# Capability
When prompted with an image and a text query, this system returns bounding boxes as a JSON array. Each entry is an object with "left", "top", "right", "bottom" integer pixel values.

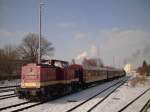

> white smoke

[
  {"left": 76, "top": 51, "right": 88, "bottom": 61},
  {"left": 90, "top": 45, "right": 97, "bottom": 56},
  {"left": 75, "top": 45, "right": 99, "bottom": 63}
]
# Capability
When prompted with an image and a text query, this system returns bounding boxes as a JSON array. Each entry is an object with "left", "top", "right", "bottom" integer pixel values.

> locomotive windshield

[{"left": 51, "top": 59, "right": 69, "bottom": 68}]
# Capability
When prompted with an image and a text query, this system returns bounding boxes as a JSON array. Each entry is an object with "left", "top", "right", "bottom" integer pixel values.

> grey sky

[{"left": 0, "top": 0, "right": 150, "bottom": 68}]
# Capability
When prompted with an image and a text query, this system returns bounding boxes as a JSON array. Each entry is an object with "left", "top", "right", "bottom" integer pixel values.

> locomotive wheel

[{"left": 18, "top": 94, "right": 24, "bottom": 99}]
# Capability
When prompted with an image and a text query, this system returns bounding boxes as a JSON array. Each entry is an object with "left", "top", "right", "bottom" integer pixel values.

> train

[{"left": 16, "top": 59, "right": 126, "bottom": 101}]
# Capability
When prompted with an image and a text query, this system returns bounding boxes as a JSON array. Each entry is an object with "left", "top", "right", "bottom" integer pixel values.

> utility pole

[
  {"left": 97, "top": 46, "right": 100, "bottom": 67},
  {"left": 38, "top": 2, "right": 44, "bottom": 64},
  {"left": 113, "top": 56, "right": 115, "bottom": 67}
]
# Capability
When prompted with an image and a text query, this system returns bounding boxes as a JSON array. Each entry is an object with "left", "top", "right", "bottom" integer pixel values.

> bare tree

[
  {"left": 0, "top": 45, "right": 18, "bottom": 75},
  {"left": 17, "top": 33, "right": 54, "bottom": 63},
  {"left": 137, "top": 60, "right": 150, "bottom": 76}
]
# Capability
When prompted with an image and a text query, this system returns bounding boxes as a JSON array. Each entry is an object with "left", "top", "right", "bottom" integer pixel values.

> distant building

[{"left": 124, "top": 64, "right": 132, "bottom": 74}]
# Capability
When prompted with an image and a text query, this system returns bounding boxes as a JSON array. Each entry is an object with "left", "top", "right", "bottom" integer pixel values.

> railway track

[
  {"left": 140, "top": 98, "right": 150, "bottom": 112},
  {"left": 10, "top": 102, "right": 44, "bottom": 112},
  {"left": 0, "top": 77, "right": 126, "bottom": 112},
  {"left": 0, "top": 98, "right": 57, "bottom": 112},
  {"left": 66, "top": 78, "right": 127, "bottom": 112},
  {"left": 0, "top": 85, "right": 20, "bottom": 93},
  {"left": 0, "top": 87, "right": 16, "bottom": 100},
  {"left": 0, "top": 88, "right": 15, "bottom": 93},
  {"left": 0, "top": 86, "right": 19, "bottom": 93},
  {"left": 118, "top": 88, "right": 150, "bottom": 112},
  {"left": 0, "top": 91, "right": 70, "bottom": 112},
  {"left": 0, "top": 91, "right": 83, "bottom": 112},
  {"left": 1, "top": 77, "right": 149, "bottom": 112},
  {"left": 0, "top": 101, "right": 32, "bottom": 112},
  {"left": 0, "top": 94, "right": 16, "bottom": 100},
  {"left": 0, "top": 93, "right": 15, "bottom": 98},
  {"left": 87, "top": 81, "right": 126, "bottom": 112},
  {"left": 0, "top": 85, "right": 19, "bottom": 89}
]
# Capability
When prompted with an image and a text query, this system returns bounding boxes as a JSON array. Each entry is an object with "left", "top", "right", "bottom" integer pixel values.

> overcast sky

[{"left": 0, "top": 0, "right": 150, "bottom": 68}]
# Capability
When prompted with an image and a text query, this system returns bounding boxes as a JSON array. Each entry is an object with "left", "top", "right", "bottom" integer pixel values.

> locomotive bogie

[{"left": 17, "top": 84, "right": 75, "bottom": 101}]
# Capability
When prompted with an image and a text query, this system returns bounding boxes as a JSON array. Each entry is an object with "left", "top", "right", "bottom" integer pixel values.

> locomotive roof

[{"left": 69, "top": 64, "right": 83, "bottom": 69}]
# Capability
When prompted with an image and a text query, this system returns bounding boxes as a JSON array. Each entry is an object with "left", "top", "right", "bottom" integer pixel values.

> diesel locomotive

[{"left": 16, "top": 59, "right": 125, "bottom": 100}]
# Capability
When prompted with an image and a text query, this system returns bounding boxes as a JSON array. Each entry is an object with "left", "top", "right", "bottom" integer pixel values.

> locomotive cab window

[{"left": 74, "top": 70, "right": 79, "bottom": 78}]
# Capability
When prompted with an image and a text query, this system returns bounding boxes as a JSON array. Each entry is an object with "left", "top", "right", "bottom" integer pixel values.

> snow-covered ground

[
  {"left": 0, "top": 74, "right": 149, "bottom": 112},
  {"left": 147, "top": 107, "right": 150, "bottom": 112},
  {"left": 69, "top": 81, "right": 125, "bottom": 112},
  {"left": 0, "top": 91, "right": 14, "bottom": 96},
  {"left": 0, "top": 79, "right": 20, "bottom": 87},
  {"left": 91, "top": 83, "right": 150, "bottom": 112},
  {"left": 1, "top": 102, "right": 36, "bottom": 112},
  {"left": 0, "top": 97, "right": 27, "bottom": 109},
  {"left": 23, "top": 76, "right": 149, "bottom": 112},
  {"left": 21, "top": 77, "right": 126, "bottom": 112}
]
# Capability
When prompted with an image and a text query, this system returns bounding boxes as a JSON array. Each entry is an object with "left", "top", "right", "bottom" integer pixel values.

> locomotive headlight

[{"left": 21, "top": 82, "right": 25, "bottom": 88}]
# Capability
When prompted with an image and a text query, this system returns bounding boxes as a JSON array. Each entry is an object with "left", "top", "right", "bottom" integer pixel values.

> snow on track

[
  {"left": 0, "top": 76, "right": 149, "bottom": 112},
  {"left": 21, "top": 77, "right": 126, "bottom": 112},
  {"left": 1, "top": 102, "right": 36, "bottom": 112},
  {"left": 0, "top": 88, "right": 15, "bottom": 94},
  {"left": 91, "top": 83, "right": 150, "bottom": 112},
  {"left": 19, "top": 76, "right": 149, "bottom": 112},
  {"left": 69, "top": 81, "right": 125, "bottom": 112},
  {"left": 0, "top": 91, "right": 14, "bottom": 96},
  {"left": 0, "top": 97, "right": 27, "bottom": 109},
  {"left": 122, "top": 89, "right": 150, "bottom": 112},
  {"left": 0, "top": 79, "right": 20, "bottom": 87}
]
